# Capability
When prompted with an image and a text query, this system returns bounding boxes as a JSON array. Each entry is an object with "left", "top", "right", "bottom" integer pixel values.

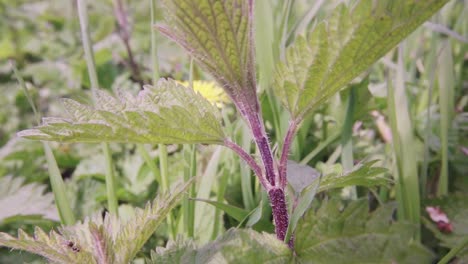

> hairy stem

[
  {"left": 278, "top": 120, "right": 298, "bottom": 188},
  {"left": 239, "top": 107, "right": 291, "bottom": 245},
  {"left": 246, "top": 112, "right": 277, "bottom": 187},
  {"left": 268, "top": 188, "right": 292, "bottom": 247},
  {"left": 224, "top": 139, "right": 270, "bottom": 190}
]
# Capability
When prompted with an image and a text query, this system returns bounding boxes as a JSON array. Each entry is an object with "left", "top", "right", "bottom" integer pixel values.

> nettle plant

[{"left": 1, "top": 0, "right": 450, "bottom": 262}]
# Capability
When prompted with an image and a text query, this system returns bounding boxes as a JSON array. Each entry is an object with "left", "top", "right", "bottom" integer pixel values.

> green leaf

[
  {"left": 245, "top": 198, "right": 264, "bottom": 228},
  {"left": 192, "top": 198, "right": 249, "bottom": 223},
  {"left": 294, "top": 199, "right": 435, "bottom": 263},
  {"left": 274, "top": 0, "right": 450, "bottom": 120},
  {"left": 112, "top": 180, "right": 194, "bottom": 263},
  {"left": 0, "top": 175, "right": 59, "bottom": 224},
  {"left": 284, "top": 176, "right": 320, "bottom": 244},
  {"left": 17, "top": 79, "right": 225, "bottom": 144},
  {"left": 158, "top": 0, "right": 259, "bottom": 114},
  {"left": 317, "top": 160, "right": 389, "bottom": 193},
  {"left": 151, "top": 236, "right": 197, "bottom": 264},
  {"left": 151, "top": 229, "right": 293, "bottom": 263},
  {"left": 0, "top": 181, "right": 192, "bottom": 264}
]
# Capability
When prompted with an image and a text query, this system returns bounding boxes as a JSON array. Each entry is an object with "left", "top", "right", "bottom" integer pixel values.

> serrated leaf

[
  {"left": 151, "top": 229, "right": 293, "bottom": 264},
  {"left": 0, "top": 175, "right": 59, "bottom": 223},
  {"left": 0, "top": 229, "right": 96, "bottom": 264},
  {"left": 112, "top": 180, "right": 194, "bottom": 263},
  {"left": 274, "top": 0, "right": 450, "bottom": 120},
  {"left": 17, "top": 79, "right": 225, "bottom": 144},
  {"left": 0, "top": 181, "right": 192, "bottom": 264},
  {"left": 159, "top": 0, "right": 259, "bottom": 115},
  {"left": 294, "top": 199, "right": 435, "bottom": 263},
  {"left": 318, "top": 161, "right": 389, "bottom": 193},
  {"left": 151, "top": 236, "right": 198, "bottom": 264}
]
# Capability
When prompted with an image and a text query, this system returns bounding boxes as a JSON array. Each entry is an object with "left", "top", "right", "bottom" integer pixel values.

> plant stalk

[
  {"left": 137, "top": 145, "right": 162, "bottom": 188},
  {"left": 239, "top": 123, "right": 256, "bottom": 210},
  {"left": 102, "top": 143, "right": 118, "bottom": 215},
  {"left": 268, "top": 188, "right": 291, "bottom": 247},
  {"left": 387, "top": 45, "right": 421, "bottom": 240},
  {"left": 12, "top": 63, "right": 76, "bottom": 225},
  {"left": 243, "top": 107, "right": 291, "bottom": 245},
  {"left": 77, "top": 0, "right": 119, "bottom": 216},
  {"left": 246, "top": 112, "right": 277, "bottom": 187},
  {"left": 43, "top": 143, "right": 76, "bottom": 225},
  {"left": 113, "top": 0, "right": 144, "bottom": 87},
  {"left": 436, "top": 40, "right": 454, "bottom": 197},
  {"left": 340, "top": 87, "right": 357, "bottom": 199},
  {"left": 224, "top": 139, "right": 266, "bottom": 188},
  {"left": 159, "top": 143, "right": 175, "bottom": 239},
  {"left": 437, "top": 237, "right": 468, "bottom": 264},
  {"left": 150, "top": 0, "right": 159, "bottom": 82},
  {"left": 184, "top": 145, "right": 197, "bottom": 238},
  {"left": 279, "top": 120, "right": 298, "bottom": 188}
]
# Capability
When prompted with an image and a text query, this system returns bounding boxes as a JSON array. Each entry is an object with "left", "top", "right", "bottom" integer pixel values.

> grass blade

[
  {"left": 340, "top": 87, "right": 356, "bottom": 199},
  {"left": 11, "top": 63, "right": 75, "bottom": 225},
  {"left": 387, "top": 45, "right": 421, "bottom": 240},
  {"left": 193, "top": 199, "right": 249, "bottom": 223},
  {"left": 436, "top": 40, "right": 455, "bottom": 197},
  {"left": 77, "top": 0, "right": 119, "bottom": 216},
  {"left": 194, "top": 146, "right": 222, "bottom": 242}
]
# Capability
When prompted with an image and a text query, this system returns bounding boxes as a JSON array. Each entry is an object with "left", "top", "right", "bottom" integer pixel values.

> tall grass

[
  {"left": 340, "top": 88, "right": 356, "bottom": 199},
  {"left": 387, "top": 44, "right": 421, "bottom": 240},
  {"left": 436, "top": 40, "right": 455, "bottom": 197},
  {"left": 148, "top": 0, "right": 178, "bottom": 238},
  {"left": 77, "top": 0, "right": 119, "bottom": 216},
  {"left": 12, "top": 64, "right": 76, "bottom": 225}
]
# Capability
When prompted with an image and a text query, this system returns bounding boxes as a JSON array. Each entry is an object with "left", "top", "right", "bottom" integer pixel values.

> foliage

[
  {"left": 159, "top": 0, "right": 258, "bottom": 116},
  {"left": 151, "top": 229, "right": 292, "bottom": 264},
  {"left": 152, "top": 199, "right": 435, "bottom": 264},
  {"left": 294, "top": 199, "right": 435, "bottom": 263},
  {"left": 0, "top": 175, "right": 59, "bottom": 224},
  {"left": 274, "top": 0, "right": 450, "bottom": 121},
  {"left": 317, "top": 160, "right": 389, "bottom": 193},
  {"left": 18, "top": 79, "right": 225, "bottom": 144},
  {"left": 0, "top": 0, "right": 465, "bottom": 262},
  {"left": 0, "top": 181, "right": 192, "bottom": 264}
]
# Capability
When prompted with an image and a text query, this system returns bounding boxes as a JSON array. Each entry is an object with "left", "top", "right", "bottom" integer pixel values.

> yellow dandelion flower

[{"left": 179, "top": 80, "right": 230, "bottom": 107}]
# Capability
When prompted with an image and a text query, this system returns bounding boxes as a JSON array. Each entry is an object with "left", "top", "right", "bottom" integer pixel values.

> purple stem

[
  {"left": 241, "top": 108, "right": 292, "bottom": 246},
  {"left": 113, "top": 0, "right": 144, "bottom": 87},
  {"left": 247, "top": 112, "right": 277, "bottom": 187},
  {"left": 279, "top": 121, "right": 298, "bottom": 188},
  {"left": 224, "top": 139, "right": 271, "bottom": 190},
  {"left": 269, "top": 188, "right": 292, "bottom": 247}
]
